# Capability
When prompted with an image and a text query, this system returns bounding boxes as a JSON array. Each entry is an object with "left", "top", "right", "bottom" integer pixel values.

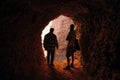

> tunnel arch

[{"left": 41, "top": 15, "right": 83, "bottom": 70}]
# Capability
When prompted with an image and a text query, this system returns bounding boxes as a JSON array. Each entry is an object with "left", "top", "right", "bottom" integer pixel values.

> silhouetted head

[
  {"left": 50, "top": 28, "right": 54, "bottom": 33},
  {"left": 70, "top": 24, "right": 75, "bottom": 30}
]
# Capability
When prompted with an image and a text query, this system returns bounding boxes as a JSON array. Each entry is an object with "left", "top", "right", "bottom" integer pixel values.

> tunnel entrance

[
  {"left": 41, "top": 15, "right": 83, "bottom": 70},
  {"left": 41, "top": 15, "right": 74, "bottom": 61}
]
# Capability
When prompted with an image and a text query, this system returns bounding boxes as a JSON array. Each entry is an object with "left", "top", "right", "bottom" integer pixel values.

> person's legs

[
  {"left": 71, "top": 53, "right": 75, "bottom": 68},
  {"left": 66, "top": 46, "right": 71, "bottom": 67},
  {"left": 67, "top": 57, "right": 70, "bottom": 67},
  {"left": 64, "top": 46, "right": 71, "bottom": 70},
  {"left": 63, "top": 56, "right": 70, "bottom": 70},
  {"left": 50, "top": 49, "right": 55, "bottom": 66},
  {"left": 47, "top": 50, "right": 50, "bottom": 65}
]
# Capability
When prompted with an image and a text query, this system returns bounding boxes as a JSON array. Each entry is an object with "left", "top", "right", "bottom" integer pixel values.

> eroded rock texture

[{"left": 0, "top": 0, "right": 120, "bottom": 80}]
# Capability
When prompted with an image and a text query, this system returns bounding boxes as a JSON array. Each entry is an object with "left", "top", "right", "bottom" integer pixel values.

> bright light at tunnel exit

[{"left": 41, "top": 15, "right": 74, "bottom": 61}]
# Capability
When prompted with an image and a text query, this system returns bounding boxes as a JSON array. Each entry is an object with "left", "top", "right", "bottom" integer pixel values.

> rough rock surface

[{"left": 0, "top": 0, "right": 120, "bottom": 80}]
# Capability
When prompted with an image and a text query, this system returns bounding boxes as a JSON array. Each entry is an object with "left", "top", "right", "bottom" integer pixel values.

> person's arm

[{"left": 66, "top": 32, "right": 70, "bottom": 41}]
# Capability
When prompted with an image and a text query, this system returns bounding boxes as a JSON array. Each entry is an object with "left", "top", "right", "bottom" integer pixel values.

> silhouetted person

[
  {"left": 43, "top": 28, "right": 58, "bottom": 66},
  {"left": 64, "top": 24, "right": 76, "bottom": 70}
]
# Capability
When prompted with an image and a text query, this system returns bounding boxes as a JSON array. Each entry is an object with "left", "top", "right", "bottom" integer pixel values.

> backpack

[{"left": 75, "top": 38, "right": 80, "bottom": 50}]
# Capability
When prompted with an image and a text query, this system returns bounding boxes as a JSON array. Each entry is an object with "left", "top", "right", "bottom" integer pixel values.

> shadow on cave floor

[{"left": 42, "top": 51, "right": 92, "bottom": 80}]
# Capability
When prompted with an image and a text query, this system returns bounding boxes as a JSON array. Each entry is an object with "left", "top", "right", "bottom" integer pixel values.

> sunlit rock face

[{"left": 41, "top": 15, "right": 74, "bottom": 61}]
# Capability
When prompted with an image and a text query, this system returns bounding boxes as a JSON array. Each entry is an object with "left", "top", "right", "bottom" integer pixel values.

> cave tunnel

[
  {"left": 1, "top": 0, "right": 120, "bottom": 80},
  {"left": 41, "top": 15, "right": 83, "bottom": 72}
]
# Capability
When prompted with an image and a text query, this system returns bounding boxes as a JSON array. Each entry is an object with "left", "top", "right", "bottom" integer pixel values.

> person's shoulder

[
  {"left": 53, "top": 33, "right": 57, "bottom": 36},
  {"left": 47, "top": 32, "right": 51, "bottom": 35},
  {"left": 45, "top": 33, "right": 50, "bottom": 37}
]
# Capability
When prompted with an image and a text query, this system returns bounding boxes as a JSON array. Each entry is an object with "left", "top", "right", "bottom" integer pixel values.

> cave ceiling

[{"left": 1, "top": 0, "right": 117, "bottom": 17}]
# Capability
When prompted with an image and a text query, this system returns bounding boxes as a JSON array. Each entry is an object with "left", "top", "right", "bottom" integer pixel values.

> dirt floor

[{"left": 41, "top": 51, "right": 92, "bottom": 80}]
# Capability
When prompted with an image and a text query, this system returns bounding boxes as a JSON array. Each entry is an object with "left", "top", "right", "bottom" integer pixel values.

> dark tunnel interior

[{"left": 0, "top": 0, "right": 120, "bottom": 80}]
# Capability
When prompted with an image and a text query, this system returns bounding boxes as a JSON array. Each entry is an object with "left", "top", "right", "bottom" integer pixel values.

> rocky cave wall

[
  {"left": 1, "top": 0, "right": 120, "bottom": 80},
  {"left": 74, "top": 9, "right": 119, "bottom": 79},
  {"left": 73, "top": 1, "right": 120, "bottom": 79}
]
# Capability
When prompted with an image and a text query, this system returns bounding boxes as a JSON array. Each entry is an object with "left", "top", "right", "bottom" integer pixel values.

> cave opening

[{"left": 41, "top": 15, "right": 83, "bottom": 69}]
